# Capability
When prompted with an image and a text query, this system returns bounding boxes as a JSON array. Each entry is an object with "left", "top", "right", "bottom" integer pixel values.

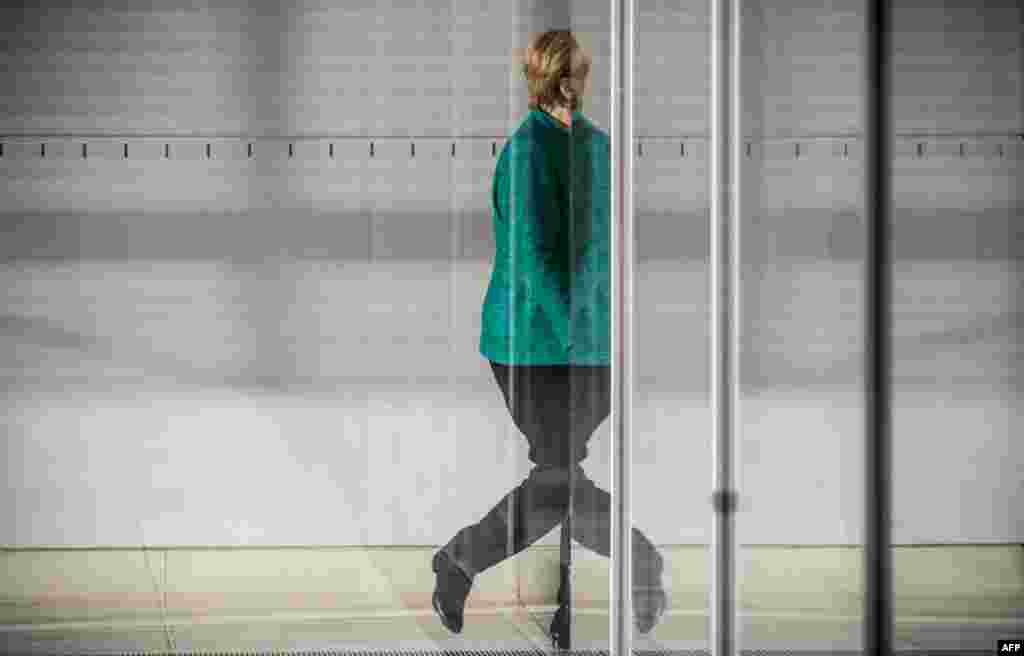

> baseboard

[{"left": 1, "top": 544, "right": 1021, "bottom": 628}]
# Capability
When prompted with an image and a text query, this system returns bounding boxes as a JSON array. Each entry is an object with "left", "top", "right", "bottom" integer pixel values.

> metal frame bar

[
  {"left": 610, "top": 0, "right": 634, "bottom": 654},
  {"left": 709, "top": 1, "right": 742, "bottom": 655},
  {"left": 864, "top": 0, "right": 894, "bottom": 653}
]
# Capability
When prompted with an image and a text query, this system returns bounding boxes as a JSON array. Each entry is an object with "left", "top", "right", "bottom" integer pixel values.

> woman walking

[{"left": 432, "top": 30, "right": 667, "bottom": 642}]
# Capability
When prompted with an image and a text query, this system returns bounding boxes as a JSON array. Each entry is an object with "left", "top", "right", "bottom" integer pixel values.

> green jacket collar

[{"left": 532, "top": 107, "right": 584, "bottom": 133}]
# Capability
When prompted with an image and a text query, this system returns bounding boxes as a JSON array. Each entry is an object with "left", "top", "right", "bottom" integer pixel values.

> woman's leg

[
  {"left": 437, "top": 361, "right": 575, "bottom": 579},
  {"left": 434, "top": 360, "right": 664, "bottom": 633},
  {"left": 439, "top": 461, "right": 580, "bottom": 578},
  {"left": 432, "top": 361, "right": 571, "bottom": 633},
  {"left": 438, "top": 361, "right": 663, "bottom": 582}
]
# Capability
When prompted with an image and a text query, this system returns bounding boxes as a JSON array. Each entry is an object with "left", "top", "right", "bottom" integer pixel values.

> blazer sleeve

[{"left": 498, "top": 139, "right": 571, "bottom": 350}]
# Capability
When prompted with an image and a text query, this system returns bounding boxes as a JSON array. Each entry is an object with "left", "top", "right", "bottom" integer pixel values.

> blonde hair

[{"left": 522, "top": 30, "right": 591, "bottom": 112}]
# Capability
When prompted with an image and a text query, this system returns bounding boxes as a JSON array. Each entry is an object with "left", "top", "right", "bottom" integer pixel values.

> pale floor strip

[{"left": 3, "top": 605, "right": 1023, "bottom": 633}]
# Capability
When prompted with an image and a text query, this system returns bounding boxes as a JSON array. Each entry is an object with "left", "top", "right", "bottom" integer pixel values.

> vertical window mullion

[
  {"left": 864, "top": 1, "right": 894, "bottom": 654},
  {"left": 610, "top": 1, "right": 635, "bottom": 654}
]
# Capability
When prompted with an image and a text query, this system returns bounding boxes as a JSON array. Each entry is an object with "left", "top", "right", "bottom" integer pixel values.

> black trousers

[{"left": 438, "top": 360, "right": 663, "bottom": 591}]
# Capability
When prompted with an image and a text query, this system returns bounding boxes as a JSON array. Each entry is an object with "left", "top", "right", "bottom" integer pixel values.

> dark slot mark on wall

[
  {"left": 123, "top": 143, "right": 127, "bottom": 159},
  {"left": 492, "top": 142, "right": 495, "bottom": 157},
  {"left": 82, "top": 143, "right": 87, "bottom": 158},
  {"left": 289, "top": 143, "right": 294, "bottom": 158},
  {"left": 451, "top": 142, "right": 456, "bottom": 157},
  {"left": 0, "top": 143, "right": 3, "bottom": 157},
  {"left": 41, "top": 143, "right": 45, "bottom": 157},
  {"left": 917, "top": 142, "right": 924, "bottom": 157},
  {"left": 206, "top": 143, "right": 211, "bottom": 159},
  {"left": 411, "top": 142, "right": 415, "bottom": 157},
  {"left": 844, "top": 143, "right": 849, "bottom": 157},
  {"left": 795, "top": 142, "right": 801, "bottom": 158},
  {"left": 637, "top": 142, "right": 643, "bottom": 157},
  {"left": 370, "top": 141, "right": 374, "bottom": 157},
  {"left": 746, "top": 142, "right": 751, "bottom": 158},
  {"left": 164, "top": 143, "right": 169, "bottom": 158},
  {"left": 680, "top": 142, "right": 685, "bottom": 157},
  {"left": 998, "top": 143, "right": 1004, "bottom": 157},
  {"left": 959, "top": 142, "right": 965, "bottom": 157},
  {"left": 247, "top": 143, "right": 253, "bottom": 158},
  {"left": 329, "top": 143, "right": 334, "bottom": 158}
]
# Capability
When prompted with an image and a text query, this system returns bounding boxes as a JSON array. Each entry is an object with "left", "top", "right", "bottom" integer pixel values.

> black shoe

[
  {"left": 549, "top": 588, "right": 666, "bottom": 639},
  {"left": 432, "top": 550, "right": 473, "bottom": 634},
  {"left": 634, "top": 586, "right": 667, "bottom": 635},
  {"left": 634, "top": 547, "right": 667, "bottom": 635},
  {"left": 550, "top": 601, "right": 570, "bottom": 648},
  {"left": 550, "top": 561, "right": 571, "bottom": 648}
]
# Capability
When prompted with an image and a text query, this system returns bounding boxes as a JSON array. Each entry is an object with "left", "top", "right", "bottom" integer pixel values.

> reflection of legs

[
  {"left": 559, "top": 364, "right": 666, "bottom": 635},
  {"left": 571, "top": 468, "right": 664, "bottom": 588},
  {"left": 562, "top": 364, "right": 664, "bottom": 589},
  {"left": 562, "top": 470, "right": 666, "bottom": 636}
]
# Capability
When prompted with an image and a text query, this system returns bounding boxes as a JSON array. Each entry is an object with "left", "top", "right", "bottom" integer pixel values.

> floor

[{"left": 2, "top": 605, "right": 1021, "bottom": 655}]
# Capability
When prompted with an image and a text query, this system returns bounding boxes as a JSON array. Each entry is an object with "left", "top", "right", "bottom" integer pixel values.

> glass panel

[
  {"left": 0, "top": 2, "right": 613, "bottom": 653},
  {"left": 737, "top": 2, "right": 868, "bottom": 652},
  {"left": 500, "top": 5, "right": 616, "bottom": 652},
  {"left": 633, "top": 1, "right": 712, "bottom": 653},
  {"left": 888, "top": 1, "right": 1024, "bottom": 652}
]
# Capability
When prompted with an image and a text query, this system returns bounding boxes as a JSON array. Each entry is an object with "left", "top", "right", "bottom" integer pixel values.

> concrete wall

[{"left": 0, "top": 1, "right": 1021, "bottom": 548}]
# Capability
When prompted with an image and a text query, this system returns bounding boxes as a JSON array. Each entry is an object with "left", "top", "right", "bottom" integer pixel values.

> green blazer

[{"left": 479, "top": 108, "right": 611, "bottom": 366}]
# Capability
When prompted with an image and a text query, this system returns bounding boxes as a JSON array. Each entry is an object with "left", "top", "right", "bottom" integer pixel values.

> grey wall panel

[
  {"left": 4, "top": 141, "right": 1017, "bottom": 259},
  {"left": 633, "top": 4, "right": 709, "bottom": 135},
  {"left": 3, "top": 255, "right": 1021, "bottom": 545},
  {"left": 891, "top": 0, "right": 1023, "bottom": 133},
  {"left": 741, "top": 0, "right": 1023, "bottom": 135},
  {"left": 3, "top": 255, "right": 1015, "bottom": 392},
  {"left": 2, "top": 377, "right": 530, "bottom": 547},
  {"left": 2, "top": 1, "right": 1020, "bottom": 136},
  {"left": 0, "top": 210, "right": 374, "bottom": 260},
  {"left": 1, "top": 1, "right": 517, "bottom": 135}
]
